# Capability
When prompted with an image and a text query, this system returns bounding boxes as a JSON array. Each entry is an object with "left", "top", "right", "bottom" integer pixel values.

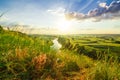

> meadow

[{"left": 0, "top": 25, "right": 120, "bottom": 80}]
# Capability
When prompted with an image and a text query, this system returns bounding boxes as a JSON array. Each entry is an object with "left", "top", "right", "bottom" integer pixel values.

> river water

[{"left": 50, "top": 38, "right": 62, "bottom": 51}]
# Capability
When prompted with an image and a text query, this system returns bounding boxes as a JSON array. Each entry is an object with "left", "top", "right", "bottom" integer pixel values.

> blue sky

[{"left": 0, "top": 0, "right": 120, "bottom": 34}]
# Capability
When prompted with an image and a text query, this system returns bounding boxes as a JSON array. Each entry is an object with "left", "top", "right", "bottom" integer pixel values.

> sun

[
  {"left": 57, "top": 17, "right": 73, "bottom": 33},
  {"left": 58, "top": 19, "right": 71, "bottom": 32}
]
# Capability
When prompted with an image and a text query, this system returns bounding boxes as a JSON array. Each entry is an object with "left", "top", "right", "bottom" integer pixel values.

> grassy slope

[{"left": 0, "top": 27, "right": 120, "bottom": 80}]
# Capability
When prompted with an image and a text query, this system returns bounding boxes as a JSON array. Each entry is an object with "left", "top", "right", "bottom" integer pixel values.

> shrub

[
  {"left": 63, "top": 61, "right": 80, "bottom": 72},
  {"left": 115, "top": 41, "right": 120, "bottom": 44}
]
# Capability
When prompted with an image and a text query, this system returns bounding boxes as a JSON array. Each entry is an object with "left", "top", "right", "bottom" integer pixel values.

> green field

[{"left": 0, "top": 26, "right": 120, "bottom": 80}]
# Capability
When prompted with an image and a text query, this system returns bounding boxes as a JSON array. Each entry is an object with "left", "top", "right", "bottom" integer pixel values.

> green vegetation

[{"left": 0, "top": 25, "right": 120, "bottom": 80}]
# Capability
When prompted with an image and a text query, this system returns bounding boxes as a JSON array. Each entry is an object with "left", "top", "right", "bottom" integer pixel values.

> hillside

[{"left": 0, "top": 26, "right": 120, "bottom": 80}]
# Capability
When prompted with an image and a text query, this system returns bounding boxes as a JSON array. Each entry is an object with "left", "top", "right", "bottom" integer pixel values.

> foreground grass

[
  {"left": 0, "top": 26, "right": 120, "bottom": 80},
  {"left": 0, "top": 48, "right": 120, "bottom": 80}
]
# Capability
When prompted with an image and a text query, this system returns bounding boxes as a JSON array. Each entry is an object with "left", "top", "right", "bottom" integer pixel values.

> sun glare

[{"left": 57, "top": 16, "right": 74, "bottom": 33}]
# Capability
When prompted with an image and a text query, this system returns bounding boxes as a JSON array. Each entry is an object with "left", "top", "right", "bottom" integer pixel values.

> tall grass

[{"left": 88, "top": 55, "right": 120, "bottom": 80}]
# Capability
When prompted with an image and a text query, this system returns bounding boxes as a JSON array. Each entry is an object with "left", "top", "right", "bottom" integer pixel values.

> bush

[
  {"left": 115, "top": 41, "right": 120, "bottom": 44},
  {"left": 63, "top": 61, "right": 80, "bottom": 72}
]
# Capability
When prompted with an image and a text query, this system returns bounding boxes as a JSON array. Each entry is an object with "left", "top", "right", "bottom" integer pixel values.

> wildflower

[{"left": 32, "top": 54, "right": 47, "bottom": 70}]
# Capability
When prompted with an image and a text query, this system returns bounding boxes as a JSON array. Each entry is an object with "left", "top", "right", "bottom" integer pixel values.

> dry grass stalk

[{"left": 15, "top": 48, "right": 28, "bottom": 59}]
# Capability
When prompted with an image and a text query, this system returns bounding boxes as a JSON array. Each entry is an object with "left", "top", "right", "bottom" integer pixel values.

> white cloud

[
  {"left": 47, "top": 7, "right": 65, "bottom": 16},
  {"left": 99, "top": 2, "right": 107, "bottom": 8}
]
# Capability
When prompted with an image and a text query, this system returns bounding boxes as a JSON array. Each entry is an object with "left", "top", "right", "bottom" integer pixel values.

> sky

[{"left": 0, "top": 0, "right": 120, "bottom": 34}]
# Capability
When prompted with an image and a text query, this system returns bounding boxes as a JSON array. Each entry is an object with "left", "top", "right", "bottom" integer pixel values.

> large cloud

[
  {"left": 107, "top": 1, "right": 120, "bottom": 13},
  {"left": 65, "top": 0, "right": 120, "bottom": 21}
]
